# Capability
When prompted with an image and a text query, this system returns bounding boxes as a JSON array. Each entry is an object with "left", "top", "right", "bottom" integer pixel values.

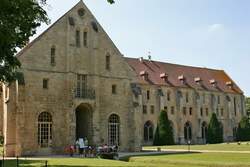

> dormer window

[
  {"left": 178, "top": 75, "right": 186, "bottom": 84},
  {"left": 210, "top": 79, "right": 217, "bottom": 87},
  {"left": 160, "top": 73, "right": 168, "bottom": 82},
  {"left": 140, "top": 71, "right": 148, "bottom": 81},
  {"left": 226, "top": 81, "right": 233, "bottom": 89},
  {"left": 194, "top": 77, "right": 202, "bottom": 84}
]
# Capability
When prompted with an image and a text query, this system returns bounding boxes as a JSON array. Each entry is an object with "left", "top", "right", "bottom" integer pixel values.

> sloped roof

[{"left": 125, "top": 57, "right": 243, "bottom": 94}]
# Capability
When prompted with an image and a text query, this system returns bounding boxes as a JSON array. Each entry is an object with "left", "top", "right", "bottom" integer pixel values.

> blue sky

[{"left": 35, "top": 0, "right": 250, "bottom": 96}]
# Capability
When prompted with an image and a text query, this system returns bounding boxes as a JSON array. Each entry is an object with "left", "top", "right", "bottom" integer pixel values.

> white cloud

[{"left": 208, "top": 24, "right": 224, "bottom": 32}]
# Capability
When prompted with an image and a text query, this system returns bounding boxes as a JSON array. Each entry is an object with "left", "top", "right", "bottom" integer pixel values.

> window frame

[{"left": 43, "top": 79, "right": 49, "bottom": 89}]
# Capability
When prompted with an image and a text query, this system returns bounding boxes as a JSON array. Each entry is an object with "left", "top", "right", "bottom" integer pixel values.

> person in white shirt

[{"left": 76, "top": 138, "right": 85, "bottom": 157}]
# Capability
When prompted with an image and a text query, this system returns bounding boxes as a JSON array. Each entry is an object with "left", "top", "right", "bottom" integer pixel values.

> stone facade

[{"left": 0, "top": 1, "right": 245, "bottom": 156}]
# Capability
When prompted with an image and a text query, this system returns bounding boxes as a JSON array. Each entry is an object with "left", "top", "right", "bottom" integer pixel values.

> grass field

[
  {"left": 2, "top": 152, "right": 250, "bottom": 167},
  {"left": 144, "top": 141, "right": 250, "bottom": 151},
  {"left": 1, "top": 142, "right": 250, "bottom": 166}
]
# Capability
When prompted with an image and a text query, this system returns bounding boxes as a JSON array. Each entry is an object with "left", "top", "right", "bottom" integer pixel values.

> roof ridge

[{"left": 124, "top": 57, "right": 223, "bottom": 72}]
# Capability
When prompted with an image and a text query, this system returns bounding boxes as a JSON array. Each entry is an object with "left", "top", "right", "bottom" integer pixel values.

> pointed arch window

[
  {"left": 108, "top": 114, "right": 120, "bottom": 145},
  {"left": 144, "top": 121, "right": 154, "bottom": 142},
  {"left": 201, "top": 122, "right": 208, "bottom": 143},
  {"left": 184, "top": 122, "right": 192, "bottom": 141},
  {"left": 38, "top": 112, "right": 52, "bottom": 148}
]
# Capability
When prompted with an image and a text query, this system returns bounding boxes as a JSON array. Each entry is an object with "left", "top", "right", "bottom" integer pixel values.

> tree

[
  {"left": 0, "top": 0, "right": 49, "bottom": 83},
  {"left": 153, "top": 110, "right": 174, "bottom": 146},
  {"left": 207, "top": 113, "right": 223, "bottom": 144},
  {"left": 246, "top": 97, "right": 250, "bottom": 117},
  {"left": 237, "top": 116, "right": 250, "bottom": 141},
  {"left": 107, "top": 0, "right": 115, "bottom": 4}
]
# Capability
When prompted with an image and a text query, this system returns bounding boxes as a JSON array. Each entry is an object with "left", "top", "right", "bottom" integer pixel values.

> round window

[{"left": 78, "top": 8, "right": 85, "bottom": 17}]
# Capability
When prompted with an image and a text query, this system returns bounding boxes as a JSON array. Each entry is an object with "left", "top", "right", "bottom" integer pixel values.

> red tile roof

[{"left": 125, "top": 57, "right": 243, "bottom": 94}]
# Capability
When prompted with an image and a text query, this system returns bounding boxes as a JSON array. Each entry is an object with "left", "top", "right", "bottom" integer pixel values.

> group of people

[{"left": 66, "top": 137, "right": 118, "bottom": 157}]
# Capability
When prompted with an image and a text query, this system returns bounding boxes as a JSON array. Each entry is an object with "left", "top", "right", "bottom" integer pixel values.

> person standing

[{"left": 76, "top": 138, "right": 85, "bottom": 157}]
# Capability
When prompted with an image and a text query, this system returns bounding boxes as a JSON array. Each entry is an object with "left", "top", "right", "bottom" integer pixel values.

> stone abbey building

[{"left": 0, "top": 1, "right": 246, "bottom": 156}]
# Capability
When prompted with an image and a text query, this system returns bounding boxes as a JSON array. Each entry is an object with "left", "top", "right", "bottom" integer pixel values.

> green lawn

[
  {"left": 144, "top": 141, "right": 250, "bottom": 151},
  {"left": 3, "top": 158, "right": 144, "bottom": 167},
  {"left": 129, "top": 153, "right": 250, "bottom": 167},
  {"left": 2, "top": 153, "right": 250, "bottom": 167}
]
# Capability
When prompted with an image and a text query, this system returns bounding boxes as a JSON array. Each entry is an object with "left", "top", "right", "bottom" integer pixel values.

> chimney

[
  {"left": 160, "top": 73, "right": 168, "bottom": 82},
  {"left": 140, "top": 70, "right": 148, "bottom": 81},
  {"left": 209, "top": 79, "right": 217, "bottom": 87},
  {"left": 226, "top": 81, "right": 233, "bottom": 89},
  {"left": 178, "top": 75, "right": 186, "bottom": 84}
]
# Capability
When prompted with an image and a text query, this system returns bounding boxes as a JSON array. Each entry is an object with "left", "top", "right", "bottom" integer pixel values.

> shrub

[
  {"left": 153, "top": 110, "right": 174, "bottom": 145},
  {"left": 207, "top": 113, "right": 223, "bottom": 144},
  {"left": 237, "top": 116, "right": 250, "bottom": 141}
]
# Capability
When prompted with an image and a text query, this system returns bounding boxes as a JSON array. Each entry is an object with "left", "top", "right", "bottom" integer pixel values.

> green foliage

[
  {"left": 153, "top": 110, "right": 174, "bottom": 146},
  {"left": 246, "top": 97, "right": 250, "bottom": 115},
  {"left": 0, "top": 0, "right": 49, "bottom": 83},
  {"left": 237, "top": 116, "right": 250, "bottom": 141},
  {"left": 107, "top": 0, "right": 115, "bottom": 4},
  {"left": 207, "top": 113, "right": 223, "bottom": 144}
]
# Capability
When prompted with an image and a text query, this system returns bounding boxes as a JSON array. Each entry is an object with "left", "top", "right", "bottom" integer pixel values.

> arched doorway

[{"left": 75, "top": 104, "right": 93, "bottom": 142}]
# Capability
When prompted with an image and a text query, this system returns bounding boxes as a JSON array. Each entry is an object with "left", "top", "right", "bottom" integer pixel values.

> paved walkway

[
  {"left": 144, "top": 148, "right": 250, "bottom": 154},
  {"left": 118, "top": 150, "right": 189, "bottom": 159}
]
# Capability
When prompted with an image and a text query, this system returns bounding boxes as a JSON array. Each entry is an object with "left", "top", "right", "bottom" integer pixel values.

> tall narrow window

[
  {"left": 112, "top": 84, "right": 117, "bottom": 94},
  {"left": 83, "top": 31, "right": 87, "bottom": 47},
  {"left": 200, "top": 108, "right": 203, "bottom": 116},
  {"left": 43, "top": 79, "right": 48, "bottom": 89},
  {"left": 171, "top": 106, "right": 175, "bottom": 115},
  {"left": 167, "top": 91, "right": 171, "bottom": 101},
  {"left": 218, "top": 95, "right": 221, "bottom": 104},
  {"left": 143, "top": 105, "right": 147, "bottom": 114},
  {"left": 106, "top": 54, "right": 110, "bottom": 70},
  {"left": 206, "top": 108, "right": 209, "bottom": 116},
  {"left": 234, "top": 97, "right": 237, "bottom": 116},
  {"left": 146, "top": 90, "right": 150, "bottom": 100},
  {"left": 108, "top": 114, "right": 120, "bottom": 146},
  {"left": 184, "top": 122, "right": 192, "bottom": 141},
  {"left": 150, "top": 105, "right": 154, "bottom": 114},
  {"left": 38, "top": 112, "right": 52, "bottom": 148},
  {"left": 189, "top": 107, "right": 193, "bottom": 115},
  {"left": 201, "top": 122, "right": 208, "bottom": 143},
  {"left": 76, "top": 74, "right": 87, "bottom": 98},
  {"left": 76, "top": 30, "right": 80, "bottom": 47},
  {"left": 186, "top": 92, "right": 189, "bottom": 103},
  {"left": 50, "top": 46, "right": 55, "bottom": 66},
  {"left": 144, "top": 121, "right": 154, "bottom": 142}
]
